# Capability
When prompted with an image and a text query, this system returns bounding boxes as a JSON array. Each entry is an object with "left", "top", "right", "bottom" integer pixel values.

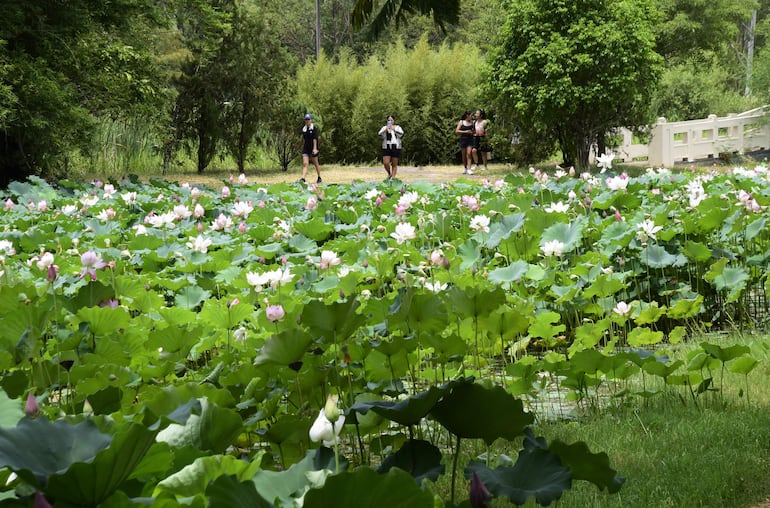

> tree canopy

[{"left": 487, "top": 0, "right": 664, "bottom": 169}]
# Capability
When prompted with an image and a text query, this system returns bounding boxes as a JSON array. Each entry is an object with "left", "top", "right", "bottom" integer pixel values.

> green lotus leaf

[
  {"left": 289, "top": 233, "right": 318, "bottom": 253},
  {"left": 156, "top": 398, "right": 242, "bottom": 453},
  {"left": 155, "top": 453, "right": 263, "bottom": 498},
  {"left": 626, "top": 327, "right": 664, "bottom": 347},
  {"left": 0, "top": 418, "right": 112, "bottom": 486},
  {"left": 745, "top": 216, "right": 767, "bottom": 240},
  {"left": 640, "top": 244, "right": 682, "bottom": 268},
  {"left": 464, "top": 440, "right": 571, "bottom": 505},
  {"left": 548, "top": 439, "right": 625, "bottom": 493},
  {"left": 390, "top": 291, "right": 447, "bottom": 334},
  {"left": 0, "top": 390, "right": 23, "bottom": 429},
  {"left": 728, "top": 355, "right": 759, "bottom": 375},
  {"left": 206, "top": 474, "right": 273, "bottom": 508},
  {"left": 254, "top": 329, "right": 314, "bottom": 367},
  {"left": 485, "top": 213, "right": 525, "bottom": 249},
  {"left": 528, "top": 311, "right": 565, "bottom": 340},
  {"left": 582, "top": 274, "right": 625, "bottom": 299},
  {"left": 641, "top": 359, "right": 683, "bottom": 378},
  {"left": 301, "top": 298, "right": 365, "bottom": 342},
  {"left": 174, "top": 285, "right": 211, "bottom": 310},
  {"left": 635, "top": 302, "right": 666, "bottom": 325},
  {"left": 350, "top": 383, "right": 452, "bottom": 426},
  {"left": 457, "top": 238, "right": 481, "bottom": 270},
  {"left": 431, "top": 380, "right": 533, "bottom": 445},
  {"left": 294, "top": 218, "right": 334, "bottom": 241},
  {"left": 446, "top": 286, "right": 506, "bottom": 319},
  {"left": 682, "top": 241, "right": 712, "bottom": 262},
  {"left": 540, "top": 219, "right": 584, "bottom": 251},
  {"left": 487, "top": 260, "right": 530, "bottom": 284},
  {"left": 252, "top": 448, "right": 347, "bottom": 505},
  {"left": 700, "top": 342, "right": 750, "bottom": 363},
  {"left": 261, "top": 415, "right": 310, "bottom": 445},
  {"left": 667, "top": 295, "right": 703, "bottom": 320},
  {"left": 46, "top": 421, "right": 157, "bottom": 506},
  {"left": 200, "top": 299, "right": 252, "bottom": 330},
  {"left": 377, "top": 439, "right": 445, "bottom": 483},
  {"left": 302, "top": 466, "right": 434, "bottom": 508}
]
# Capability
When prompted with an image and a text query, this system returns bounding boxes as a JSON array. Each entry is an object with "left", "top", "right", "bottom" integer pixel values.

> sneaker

[
  {"left": 472, "top": 164, "right": 478, "bottom": 171},
  {"left": 316, "top": 176, "right": 322, "bottom": 184},
  {"left": 466, "top": 168, "right": 474, "bottom": 175},
  {"left": 299, "top": 178, "right": 306, "bottom": 183},
  {"left": 482, "top": 165, "right": 488, "bottom": 171}
]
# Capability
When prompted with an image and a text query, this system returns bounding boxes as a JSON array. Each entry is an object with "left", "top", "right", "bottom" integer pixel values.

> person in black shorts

[
  {"left": 301, "top": 113, "right": 322, "bottom": 184},
  {"left": 455, "top": 110, "right": 475, "bottom": 175},
  {"left": 378, "top": 115, "right": 404, "bottom": 180},
  {"left": 471, "top": 109, "right": 490, "bottom": 171}
]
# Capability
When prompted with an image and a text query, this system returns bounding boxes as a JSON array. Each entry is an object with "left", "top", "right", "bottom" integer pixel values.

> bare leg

[
  {"left": 311, "top": 156, "right": 321, "bottom": 181},
  {"left": 391, "top": 157, "right": 399, "bottom": 179},
  {"left": 301, "top": 155, "right": 309, "bottom": 181},
  {"left": 383, "top": 155, "right": 392, "bottom": 177}
]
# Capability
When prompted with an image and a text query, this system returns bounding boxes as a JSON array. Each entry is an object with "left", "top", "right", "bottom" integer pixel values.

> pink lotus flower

[
  {"left": 319, "top": 250, "right": 341, "bottom": 269},
  {"left": 80, "top": 251, "right": 107, "bottom": 280},
  {"left": 305, "top": 196, "right": 318, "bottom": 211},
  {"left": 266, "top": 304, "right": 285, "bottom": 322}
]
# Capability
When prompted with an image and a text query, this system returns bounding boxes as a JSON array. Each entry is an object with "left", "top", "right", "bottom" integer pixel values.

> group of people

[
  {"left": 299, "top": 109, "right": 490, "bottom": 183},
  {"left": 455, "top": 109, "right": 490, "bottom": 175}
]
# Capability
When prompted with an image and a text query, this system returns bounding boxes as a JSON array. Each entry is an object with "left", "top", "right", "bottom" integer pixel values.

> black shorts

[
  {"left": 459, "top": 136, "right": 474, "bottom": 149},
  {"left": 382, "top": 147, "right": 401, "bottom": 158}
]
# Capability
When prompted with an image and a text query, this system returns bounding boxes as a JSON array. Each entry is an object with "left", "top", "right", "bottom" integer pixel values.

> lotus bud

[
  {"left": 323, "top": 394, "right": 340, "bottom": 423},
  {"left": 469, "top": 472, "right": 491, "bottom": 508},
  {"left": 82, "top": 399, "right": 93, "bottom": 415},
  {"left": 25, "top": 393, "right": 39, "bottom": 417},
  {"left": 34, "top": 492, "right": 52, "bottom": 508}
]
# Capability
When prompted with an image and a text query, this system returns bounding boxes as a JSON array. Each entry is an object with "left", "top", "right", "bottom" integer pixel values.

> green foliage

[
  {"left": 487, "top": 0, "right": 663, "bottom": 168},
  {"left": 297, "top": 38, "right": 482, "bottom": 165}
]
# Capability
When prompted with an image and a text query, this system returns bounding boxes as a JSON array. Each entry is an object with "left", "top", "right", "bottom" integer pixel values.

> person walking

[
  {"left": 471, "top": 109, "right": 490, "bottom": 171},
  {"left": 455, "top": 110, "right": 475, "bottom": 175},
  {"left": 301, "top": 113, "right": 322, "bottom": 184},
  {"left": 378, "top": 115, "right": 404, "bottom": 180}
]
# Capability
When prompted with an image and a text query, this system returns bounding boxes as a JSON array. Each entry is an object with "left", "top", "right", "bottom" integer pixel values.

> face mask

[{"left": 387, "top": 121, "right": 393, "bottom": 126}]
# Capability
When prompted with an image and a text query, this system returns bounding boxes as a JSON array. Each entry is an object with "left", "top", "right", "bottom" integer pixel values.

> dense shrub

[{"left": 296, "top": 38, "right": 483, "bottom": 165}]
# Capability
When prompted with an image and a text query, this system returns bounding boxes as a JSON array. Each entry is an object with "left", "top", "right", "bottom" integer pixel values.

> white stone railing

[{"left": 598, "top": 107, "right": 770, "bottom": 167}]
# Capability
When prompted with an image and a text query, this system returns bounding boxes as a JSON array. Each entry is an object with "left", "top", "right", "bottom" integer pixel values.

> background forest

[{"left": 0, "top": 0, "right": 768, "bottom": 185}]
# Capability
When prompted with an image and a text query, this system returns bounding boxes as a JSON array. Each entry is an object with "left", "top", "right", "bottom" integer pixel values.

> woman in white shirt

[{"left": 378, "top": 115, "right": 404, "bottom": 180}]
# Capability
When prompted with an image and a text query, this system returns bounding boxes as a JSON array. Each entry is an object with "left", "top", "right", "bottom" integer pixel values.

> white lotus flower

[
  {"left": 211, "top": 213, "right": 234, "bottom": 232},
  {"left": 309, "top": 403, "right": 345, "bottom": 447},
  {"left": 246, "top": 271, "right": 270, "bottom": 290},
  {"left": 469, "top": 214, "right": 490, "bottom": 233},
  {"left": 173, "top": 204, "right": 192, "bottom": 220},
  {"left": 544, "top": 201, "right": 570, "bottom": 213},
  {"left": 231, "top": 201, "right": 254, "bottom": 219},
  {"left": 398, "top": 191, "right": 420, "bottom": 209},
  {"left": 597, "top": 152, "right": 615, "bottom": 173},
  {"left": 319, "top": 250, "right": 341, "bottom": 269},
  {"left": 424, "top": 281, "right": 448, "bottom": 292},
  {"left": 147, "top": 211, "right": 176, "bottom": 229},
  {"left": 36, "top": 252, "right": 55, "bottom": 271},
  {"left": 186, "top": 235, "right": 212, "bottom": 253},
  {"left": 102, "top": 184, "right": 117, "bottom": 199},
  {"left": 636, "top": 219, "right": 662, "bottom": 243},
  {"left": 263, "top": 267, "right": 294, "bottom": 288},
  {"left": 61, "top": 204, "right": 78, "bottom": 215},
  {"left": 390, "top": 222, "right": 416, "bottom": 244},
  {"left": 605, "top": 176, "right": 628, "bottom": 191},
  {"left": 613, "top": 301, "right": 631, "bottom": 317},
  {"left": 121, "top": 192, "right": 137, "bottom": 205},
  {"left": 364, "top": 189, "right": 380, "bottom": 200},
  {"left": 541, "top": 239, "right": 566, "bottom": 257}
]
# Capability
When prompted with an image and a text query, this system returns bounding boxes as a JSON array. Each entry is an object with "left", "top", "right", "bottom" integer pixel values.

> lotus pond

[{"left": 0, "top": 166, "right": 767, "bottom": 507}]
